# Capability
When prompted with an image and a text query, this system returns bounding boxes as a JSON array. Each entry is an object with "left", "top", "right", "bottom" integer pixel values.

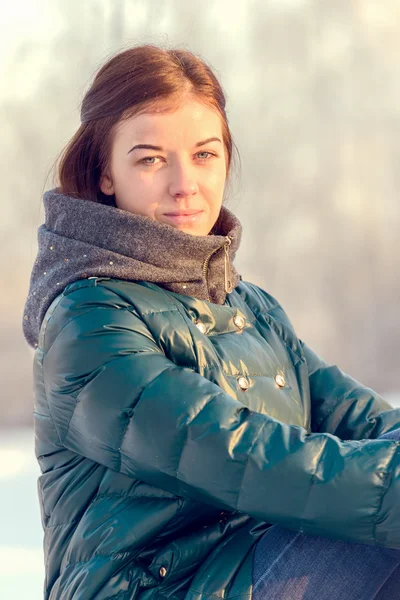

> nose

[{"left": 168, "top": 161, "right": 199, "bottom": 199}]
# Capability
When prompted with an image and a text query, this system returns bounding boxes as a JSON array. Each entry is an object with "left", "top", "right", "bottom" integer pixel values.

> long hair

[{"left": 57, "top": 44, "right": 240, "bottom": 206}]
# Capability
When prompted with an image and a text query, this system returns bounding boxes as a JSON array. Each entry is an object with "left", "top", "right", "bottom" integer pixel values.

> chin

[
  {"left": 158, "top": 212, "right": 213, "bottom": 237},
  {"left": 187, "top": 229, "right": 209, "bottom": 237},
  {"left": 175, "top": 225, "right": 208, "bottom": 236}
]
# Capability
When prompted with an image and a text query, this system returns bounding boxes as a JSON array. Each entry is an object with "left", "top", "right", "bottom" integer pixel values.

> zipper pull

[{"left": 224, "top": 237, "right": 233, "bottom": 293}]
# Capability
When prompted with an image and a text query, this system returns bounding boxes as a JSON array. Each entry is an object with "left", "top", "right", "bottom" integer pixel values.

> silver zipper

[
  {"left": 223, "top": 237, "right": 233, "bottom": 293},
  {"left": 202, "top": 236, "right": 232, "bottom": 300}
]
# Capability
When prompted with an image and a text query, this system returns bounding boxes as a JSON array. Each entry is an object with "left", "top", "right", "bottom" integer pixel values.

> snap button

[
  {"left": 159, "top": 566, "right": 167, "bottom": 578},
  {"left": 195, "top": 321, "right": 207, "bottom": 334},
  {"left": 275, "top": 374, "right": 285, "bottom": 388},
  {"left": 238, "top": 376, "right": 250, "bottom": 391},
  {"left": 233, "top": 315, "right": 245, "bottom": 330}
]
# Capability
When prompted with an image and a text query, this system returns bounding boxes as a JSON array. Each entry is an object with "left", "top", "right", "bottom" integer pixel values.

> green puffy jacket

[{"left": 34, "top": 276, "right": 400, "bottom": 600}]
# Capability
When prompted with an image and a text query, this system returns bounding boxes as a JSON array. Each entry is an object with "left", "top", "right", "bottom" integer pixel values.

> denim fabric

[
  {"left": 379, "top": 428, "right": 400, "bottom": 440},
  {"left": 252, "top": 430, "right": 400, "bottom": 599}
]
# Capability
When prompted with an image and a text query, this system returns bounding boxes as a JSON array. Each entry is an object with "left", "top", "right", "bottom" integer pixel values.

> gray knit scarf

[{"left": 23, "top": 188, "right": 242, "bottom": 348}]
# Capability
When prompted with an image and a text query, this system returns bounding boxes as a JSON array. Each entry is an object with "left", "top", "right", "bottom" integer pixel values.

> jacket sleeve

[
  {"left": 301, "top": 341, "right": 400, "bottom": 440},
  {"left": 42, "top": 292, "right": 400, "bottom": 549}
]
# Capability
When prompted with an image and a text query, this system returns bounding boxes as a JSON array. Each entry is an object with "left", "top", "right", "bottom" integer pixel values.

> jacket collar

[{"left": 23, "top": 188, "right": 242, "bottom": 348}]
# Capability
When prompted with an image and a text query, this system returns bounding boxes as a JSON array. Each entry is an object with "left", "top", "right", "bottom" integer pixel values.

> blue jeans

[{"left": 252, "top": 429, "right": 400, "bottom": 600}]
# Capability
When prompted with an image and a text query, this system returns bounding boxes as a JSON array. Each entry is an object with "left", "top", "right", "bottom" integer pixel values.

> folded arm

[{"left": 41, "top": 289, "right": 400, "bottom": 549}]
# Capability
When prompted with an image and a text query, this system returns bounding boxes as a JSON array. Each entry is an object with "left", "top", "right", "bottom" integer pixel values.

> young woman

[{"left": 23, "top": 44, "right": 400, "bottom": 600}]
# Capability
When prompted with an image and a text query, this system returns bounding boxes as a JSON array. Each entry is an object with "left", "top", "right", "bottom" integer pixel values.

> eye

[
  {"left": 139, "top": 156, "right": 161, "bottom": 166},
  {"left": 196, "top": 151, "right": 216, "bottom": 160},
  {"left": 138, "top": 152, "right": 216, "bottom": 166}
]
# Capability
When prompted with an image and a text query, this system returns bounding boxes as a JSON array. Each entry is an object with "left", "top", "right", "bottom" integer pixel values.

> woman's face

[{"left": 100, "top": 98, "right": 228, "bottom": 236}]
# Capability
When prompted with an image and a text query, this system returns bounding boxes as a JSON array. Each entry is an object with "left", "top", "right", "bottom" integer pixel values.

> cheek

[
  {"left": 145, "top": 202, "right": 161, "bottom": 219},
  {"left": 116, "top": 169, "right": 155, "bottom": 206},
  {"left": 205, "top": 177, "right": 225, "bottom": 208},
  {"left": 128, "top": 197, "right": 160, "bottom": 219},
  {"left": 114, "top": 178, "right": 159, "bottom": 218},
  {"left": 207, "top": 168, "right": 226, "bottom": 194}
]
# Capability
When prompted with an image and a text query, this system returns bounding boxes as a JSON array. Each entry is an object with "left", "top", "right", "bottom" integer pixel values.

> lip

[
  {"left": 164, "top": 209, "right": 204, "bottom": 216},
  {"left": 163, "top": 209, "right": 204, "bottom": 225}
]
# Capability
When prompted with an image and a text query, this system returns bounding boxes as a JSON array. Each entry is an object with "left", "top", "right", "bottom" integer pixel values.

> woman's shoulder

[{"left": 38, "top": 277, "right": 172, "bottom": 351}]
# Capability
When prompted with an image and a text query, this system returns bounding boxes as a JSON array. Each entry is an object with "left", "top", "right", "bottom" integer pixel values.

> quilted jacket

[{"left": 34, "top": 276, "right": 400, "bottom": 600}]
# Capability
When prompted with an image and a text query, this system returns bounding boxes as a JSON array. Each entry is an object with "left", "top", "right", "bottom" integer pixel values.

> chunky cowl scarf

[{"left": 23, "top": 188, "right": 243, "bottom": 348}]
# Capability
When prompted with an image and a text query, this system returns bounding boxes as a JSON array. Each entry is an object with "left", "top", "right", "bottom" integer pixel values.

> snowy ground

[
  {"left": 0, "top": 429, "right": 43, "bottom": 600},
  {"left": 2, "top": 396, "right": 400, "bottom": 599}
]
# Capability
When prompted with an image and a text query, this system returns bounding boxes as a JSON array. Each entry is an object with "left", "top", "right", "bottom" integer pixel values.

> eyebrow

[{"left": 127, "top": 137, "right": 222, "bottom": 155}]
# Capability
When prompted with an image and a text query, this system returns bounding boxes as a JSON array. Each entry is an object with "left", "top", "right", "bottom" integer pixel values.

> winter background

[{"left": 1, "top": 0, "right": 400, "bottom": 598}]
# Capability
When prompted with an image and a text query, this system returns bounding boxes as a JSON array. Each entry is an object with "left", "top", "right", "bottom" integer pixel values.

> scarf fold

[{"left": 23, "top": 188, "right": 243, "bottom": 348}]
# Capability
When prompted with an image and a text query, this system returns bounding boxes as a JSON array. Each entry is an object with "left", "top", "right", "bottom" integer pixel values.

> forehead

[{"left": 115, "top": 100, "right": 223, "bottom": 142}]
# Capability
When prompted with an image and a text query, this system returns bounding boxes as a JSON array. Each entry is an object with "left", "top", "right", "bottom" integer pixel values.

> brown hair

[{"left": 56, "top": 44, "right": 240, "bottom": 206}]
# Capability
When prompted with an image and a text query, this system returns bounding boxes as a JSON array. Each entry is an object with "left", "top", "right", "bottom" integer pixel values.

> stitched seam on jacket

[
  {"left": 238, "top": 284, "right": 284, "bottom": 325},
  {"left": 45, "top": 516, "right": 82, "bottom": 529},
  {"left": 239, "top": 297, "right": 303, "bottom": 367},
  {"left": 133, "top": 307, "right": 179, "bottom": 316},
  {"left": 212, "top": 371, "right": 293, "bottom": 380},
  {"left": 116, "top": 364, "right": 209, "bottom": 478},
  {"left": 93, "top": 491, "right": 180, "bottom": 501},
  {"left": 126, "top": 284, "right": 201, "bottom": 369},
  {"left": 236, "top": 283, "right": 281, "bottom": 320},
  {"left": 43, "top": 282, "right": 172, "bottom": 356},
  {"left": 251, "top": 315, "right": 303, "bottom": 368},
  {"left": 39, "top": 350, "right": 63, "bottom": 448},
  {"left": 60, "top": 349, "right": 163, "bottom": 447},
  {"left": 43, "top": 297, "right": 164, "bottom": 445},
  {"left": 33, "top": 411, "right": 51, "bottom": 419},
  {"left": 174, "top": 310, "right": 200, "bottom": 371},
  {"left": 315, "top": 388, "right": 360, "bottom": 430},
  {"left": 175, "top": 392, "right": 223, "bottom": 484},
  {"left": 97, "top": 281, "right": 178, "bottom": 315},
  {"left": 64, "top": 549, "right": 140, "bottom": 568},
  {"left": 261, "top": 317, "right": 302, "bottom": 366},
  {"left": 118, "top": 413, "right": 135, "bottom": 473},
  {"left": 306, "top": 365, "right": 327, "bottom": 379},
  {"left": 87, "top": 280, "right": 178, "bottom": 317},
  {"left": 40, "top": 292, "right": 65, "bottom": 349},
  {"left": 298, "top": 341, "right": 329, "bottom": 377},
  {"left": 42, "top": 306, "right": 109, "bottom": 356},
  {"left": 299, "top": 437, "right": 328, "bottom": 530},
  {"left": 236, "top": 420, "right": 268, "bottom": 512},
  {"left": 115, "top": 369, "right": 169, "bottom": 472},
  {"left": 373, "top": 443, "right": 399, "bottom": 543},
  {"left": 148, "top": 285, "right": 201, "bottom": 370},
  {"left": 164, "top": 560, "right": 205, "bottom": 575},
  {"left": 36, "top": 348, "right": 56, "bottom": 592},
  {"left": 103, "top": 591, "right": 132, "bottom": 600}
]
